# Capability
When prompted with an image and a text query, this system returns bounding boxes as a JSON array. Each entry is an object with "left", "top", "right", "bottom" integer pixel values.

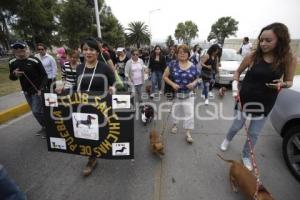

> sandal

[{"left": 186, "top": 135, "right": 193, "bottom": 143}]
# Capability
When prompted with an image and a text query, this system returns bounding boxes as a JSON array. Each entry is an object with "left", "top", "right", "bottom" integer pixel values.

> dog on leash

[
  {"left": 217, "top": 154, "right": 274, "bottom": 200},
  {"left": 150, "top": 129, "right": 164, "bottom": 156},
  {"left": 140, "top": 104, "right": 154, "bottom": 125},
  {"left": 218, "top": 87, "right": 227, "bottom": 98}
]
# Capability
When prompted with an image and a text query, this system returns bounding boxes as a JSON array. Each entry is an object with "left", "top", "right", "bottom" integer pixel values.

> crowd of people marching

[{"left": 6, "top": 22, "right": 297, "bottom": 181}]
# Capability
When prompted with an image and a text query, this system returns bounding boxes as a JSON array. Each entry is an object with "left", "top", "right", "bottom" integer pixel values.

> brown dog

[
  {"left": 150, "top": 129, "right": 164, "bottom": 156},
  {"left": 145, "top": 85, "right": 152, "bottom": 96},
  {"left": 217, "top": 154, "right": 274, "bottom": 200}
]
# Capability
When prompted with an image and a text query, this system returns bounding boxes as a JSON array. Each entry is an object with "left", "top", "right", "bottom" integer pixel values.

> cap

[
  {"left": 116, "top": 47, "right": 125, "bottom": 52},
  {"left": 11, "top": 40, "right": 27, "bottom": 49}
]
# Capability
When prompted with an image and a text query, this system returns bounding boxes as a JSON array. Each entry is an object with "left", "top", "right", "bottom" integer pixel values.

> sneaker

[
  {"left": 200, "top": 94, "right": 205, "bottom": 99},
  {"left": 171, "top": 125, "right": 178, "bottom": 134},
  {"left": 205, "top": 99, "right": 209, "bottom": 105},
  {"left": 220, "top": 138, "right": 230, "bottom": 151},
  {"left": 83, "top": 157, "right": 97, "bottom": 176},
  {"left": 159, "top": 91, "right": 163, "bottom": 95},
  {"left": 186, "top": 130, "right": 193, "bottom": 144},
  {"left": 209, "top": 91, "right": 214, "bottom": 97},
  {"left": 150, "top": 93, "right": 155, "bottom": 98},
  {"left": 242, "top": 157, "right": 253, "bottom": 171}
]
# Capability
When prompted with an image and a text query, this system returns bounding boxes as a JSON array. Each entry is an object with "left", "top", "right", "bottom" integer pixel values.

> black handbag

[{"left": 201, "top": 66, "right": 212, "bottom": 80}]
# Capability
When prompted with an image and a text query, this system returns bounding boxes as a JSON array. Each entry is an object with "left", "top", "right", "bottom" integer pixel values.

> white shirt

[
  {"left": 35, "top": 53, "right": 57, "bottom": 79},
  {"left": 240, "top": 42, "right": 252, "bottom": 57}
]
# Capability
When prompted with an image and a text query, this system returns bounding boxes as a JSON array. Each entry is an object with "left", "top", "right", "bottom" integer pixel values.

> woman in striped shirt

[{"left": 61, "top": 49, "right": 79, "bottom": 90}]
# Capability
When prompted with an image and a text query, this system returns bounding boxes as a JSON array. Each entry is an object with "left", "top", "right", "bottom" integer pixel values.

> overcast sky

[{"left": 105, "top": 0, "right": 300, "bottom": 42}]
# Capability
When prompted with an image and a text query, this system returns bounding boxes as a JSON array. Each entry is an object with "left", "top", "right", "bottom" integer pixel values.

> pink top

[{"left": 131, "top": 61, "right": 143, "bottom": 85}]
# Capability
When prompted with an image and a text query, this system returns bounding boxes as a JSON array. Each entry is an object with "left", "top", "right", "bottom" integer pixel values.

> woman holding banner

[{"left": 76, "top": 37, "right": 115, "bottom": 176}]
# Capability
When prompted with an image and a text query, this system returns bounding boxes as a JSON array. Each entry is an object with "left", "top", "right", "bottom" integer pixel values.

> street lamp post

[
  {"left": 94, "top": 0, "right": 106, "bottom": 39},
  {"left": 148, "top": 9, "right": 160, "bottom": 46}
]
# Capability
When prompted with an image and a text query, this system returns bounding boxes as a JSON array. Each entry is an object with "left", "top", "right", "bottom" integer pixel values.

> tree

[
  {"left": 126, "top": 21, "right": 150, "bottom": 48},
  {"left": 100, "top": 6, "right": 125, "bottom": 47},
  {"left": 174, "top": 21, "right": 198, "bottom": 46},
  {"left": 11, "top": 0, "right": 59, "bottom": 49},
  {"left": 59, "top": 0, "right": 125, "bottom": 49},
  {"left": 165, "top": 35, "right": 175, "bottom": 48},
  {"left": 207, "top": 16, "right": 239, "bottom": 46},
  {"left": 0, "top": 0, "right": 21, "bottom": 49},
  {"left": 59, "top": 0, "right": 95, "bottom": 49}
]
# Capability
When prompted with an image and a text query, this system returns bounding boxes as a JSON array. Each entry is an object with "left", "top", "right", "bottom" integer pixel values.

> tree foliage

[
  {"left": 174, "top": 21, "right": 198, "bottom": 46},
  {"left": 0, "top": 0, "right": 125, "bottom": 50},
  {"left": 126, "top": 21, "right": 150, "bottom": 48},
  {"left": 207, "top": 16, "right": 239, "bottom": 46},
  {"left": 12, "top": 0, "right": 58, "bottom": 48}
]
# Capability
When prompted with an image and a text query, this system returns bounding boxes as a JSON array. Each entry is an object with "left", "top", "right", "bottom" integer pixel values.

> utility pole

[
  {"left": 94, "top": 0, "right": 101, "bottom": 38},
  {"left": 148, "top": 9, "right": 160, "bottom": 46}
]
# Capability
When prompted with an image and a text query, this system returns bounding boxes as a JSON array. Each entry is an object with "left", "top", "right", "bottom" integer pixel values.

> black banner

[{"left": 43, "top": 91, "right": 134, "bottom": 159}]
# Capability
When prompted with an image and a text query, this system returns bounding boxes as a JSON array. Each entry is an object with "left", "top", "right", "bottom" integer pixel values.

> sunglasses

[{"left": 12, "top": 45, "right": 25, "bottom": 50}]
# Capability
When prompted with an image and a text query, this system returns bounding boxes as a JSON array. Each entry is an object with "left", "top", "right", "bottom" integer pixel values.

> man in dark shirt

[{"left": 9, "top": 40, "right": 47, "bottom": 135}]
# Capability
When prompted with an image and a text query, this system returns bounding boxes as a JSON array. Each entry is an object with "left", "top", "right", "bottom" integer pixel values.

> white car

[
  {"left": 270, "top": 75, "right": 300, "bottom": 181},
  {"left": 216, "top": 48, "right": 245, "bottom": 84}
]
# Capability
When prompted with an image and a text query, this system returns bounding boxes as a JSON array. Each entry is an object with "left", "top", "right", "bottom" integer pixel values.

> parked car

[
  {"left": 200, "top": 48, "right": 245, "bottom": 84},
  {"left": 270, "top": 75, "right": 300, "bottom": 181}
]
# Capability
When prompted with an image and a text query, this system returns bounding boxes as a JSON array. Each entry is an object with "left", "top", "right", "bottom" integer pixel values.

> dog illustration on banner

[
  {"left": 112, "top": 94, "right": 131, "bottom": 109},
  {"left": 112, "top": 143, "right": 130, "bottom": 156},
  {"left": 72, "top": 113, "right": 99, "bottom": 140},
  {"left": 74, "top": 114, "right": 96, "bottom": 129},
  {"left": 44, "top": 93, "right": 58, "bottom": 107}
]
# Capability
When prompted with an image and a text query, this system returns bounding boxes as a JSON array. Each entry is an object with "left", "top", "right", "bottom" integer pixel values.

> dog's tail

[{"left": 217, "top": 154, "right": 235, "bottom": 164}]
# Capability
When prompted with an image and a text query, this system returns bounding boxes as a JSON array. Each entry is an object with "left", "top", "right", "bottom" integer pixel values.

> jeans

[
  {"left": 202, "top": 81, "right": 210, "bottom": 99},
  {"left": 134, "top": 84, "right": 143, "bottom": 103},
  {"left": 0, "top": 165, "right": 27, "bottom": 200},
  {"left": 225, "top": 110, "right": 267, "bottom": 158},
  {"left": 209, "top": 73, "right": 216, "bottom": 92},
  {"left": 151, "top": 71, "right": 163, "bottom": 93},
  {"left": 24, "top": 93, "right": 45, "bottom": 127}
]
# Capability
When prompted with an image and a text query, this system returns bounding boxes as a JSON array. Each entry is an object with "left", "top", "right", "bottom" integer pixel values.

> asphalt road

[{"left": 0, "top": 90, "right": 299, "bottom": 200}]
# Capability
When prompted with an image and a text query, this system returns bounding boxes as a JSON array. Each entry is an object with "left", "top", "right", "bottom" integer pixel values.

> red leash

[
  {"left": 236, "top": 96, "right": 261, "bottom": 200},
  {"left": 236, "top": 84, "right": 282, "bottom": 200}
]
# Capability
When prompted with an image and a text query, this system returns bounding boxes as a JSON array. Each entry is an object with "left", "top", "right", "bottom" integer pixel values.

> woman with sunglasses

[
  {"left": 125, "top": 49, "right": 147, "bottom": 103},
  {"left": 35, "top": 43, "right": 57, "bottom": 91}
]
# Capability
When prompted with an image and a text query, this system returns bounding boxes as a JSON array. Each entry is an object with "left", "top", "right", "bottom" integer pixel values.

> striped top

[{"left": 61, "top": 61, "right": 77, "bottom": 89}]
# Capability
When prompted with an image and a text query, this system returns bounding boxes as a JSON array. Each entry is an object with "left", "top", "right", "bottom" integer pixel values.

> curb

[{"left": 0, "top": 102, "right": 30, "bottom": 124}]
